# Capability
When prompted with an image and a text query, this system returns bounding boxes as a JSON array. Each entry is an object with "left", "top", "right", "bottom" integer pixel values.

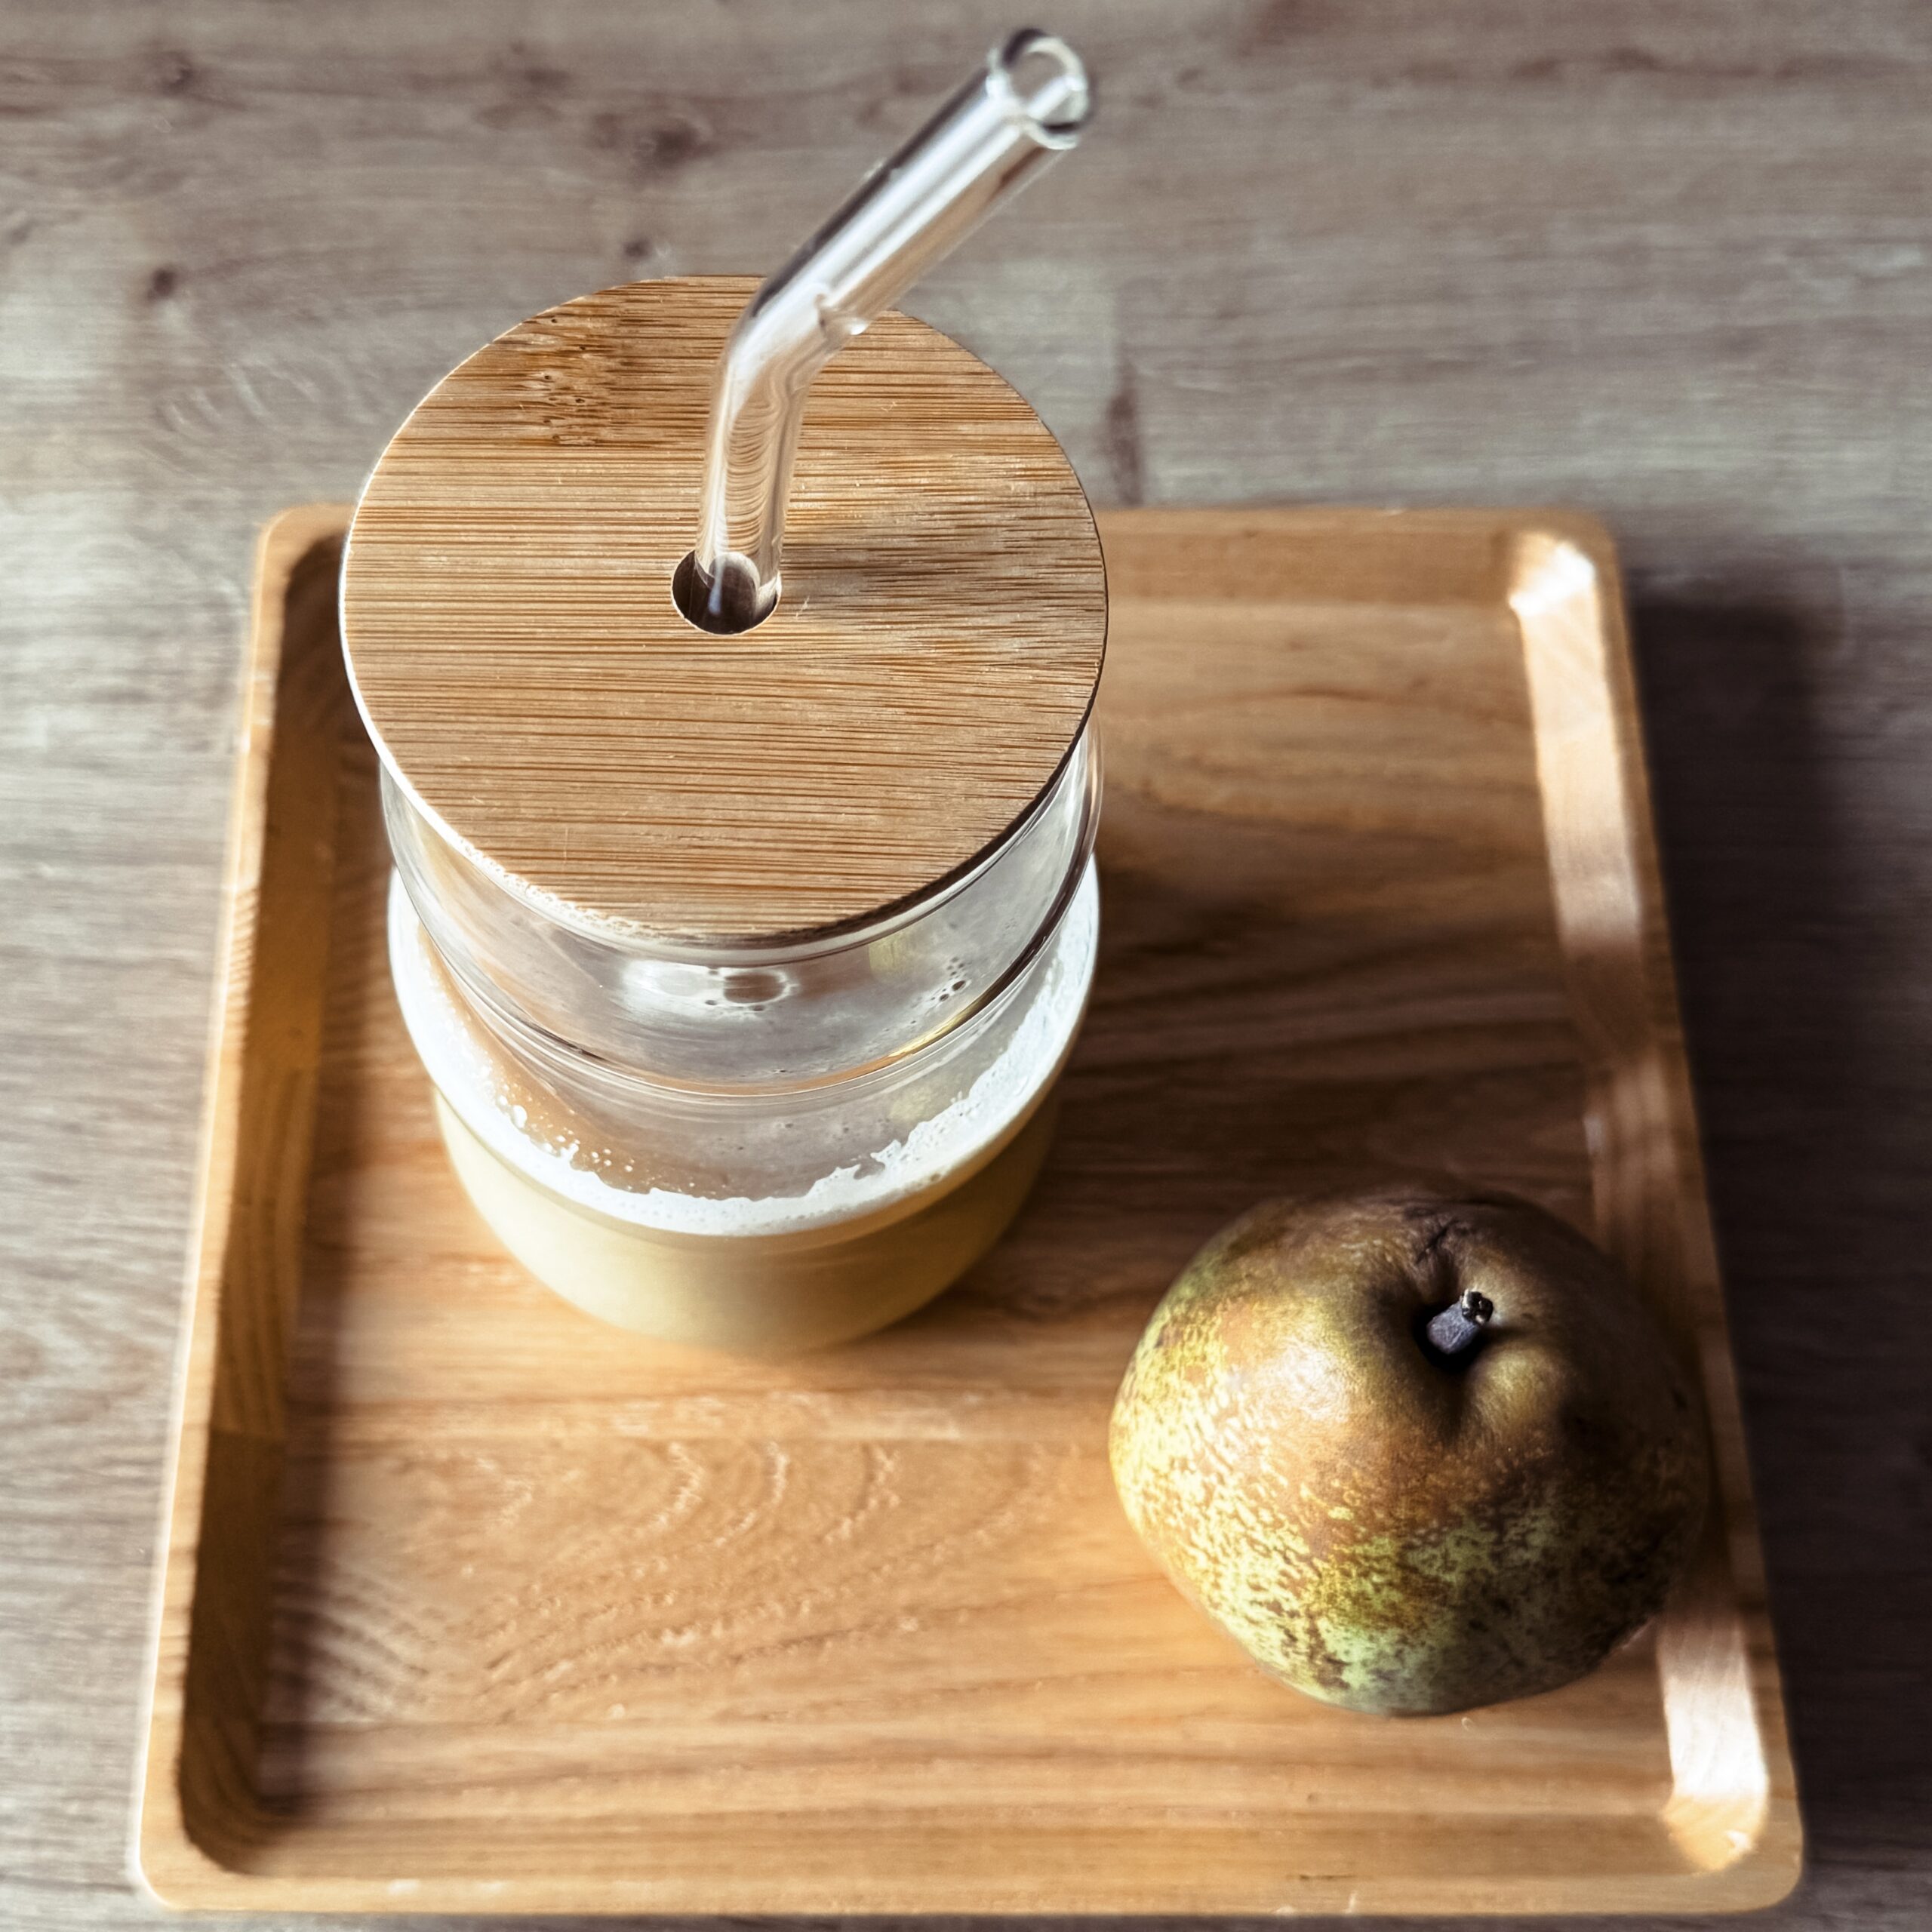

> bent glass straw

[{"left": 679, "top": 29, "right": 1091, "bottom": 633}]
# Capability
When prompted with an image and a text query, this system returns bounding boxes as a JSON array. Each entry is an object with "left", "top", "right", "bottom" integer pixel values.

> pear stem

[{"left": 1425, "top": 1288, "right": 1495, "bottom": 1360}]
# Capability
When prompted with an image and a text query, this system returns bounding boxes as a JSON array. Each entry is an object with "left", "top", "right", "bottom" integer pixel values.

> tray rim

[
  {"left": 136, "top": 502, "right": 1801, "bottom": 1915},
  {"left": 137, "top": 503, "right": 355, "bottom": 1911}
]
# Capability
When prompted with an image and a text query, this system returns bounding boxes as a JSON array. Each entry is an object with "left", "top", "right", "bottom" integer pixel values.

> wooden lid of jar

[{"left": 340, "top": 275, "right": 1106, "bottom": 946}]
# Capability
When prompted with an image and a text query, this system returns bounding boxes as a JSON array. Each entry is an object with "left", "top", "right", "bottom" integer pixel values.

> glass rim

[
  {"left": 410, "top": 755, "right": 1102, "bottom": 1104},
  {"left": 377, "top": 723, "right": 1097, "bottom": 969}
]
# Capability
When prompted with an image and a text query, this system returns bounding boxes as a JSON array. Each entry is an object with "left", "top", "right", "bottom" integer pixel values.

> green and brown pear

[{"left": 1110, "top": 1189, "right": 1710, "bottom": 1717}]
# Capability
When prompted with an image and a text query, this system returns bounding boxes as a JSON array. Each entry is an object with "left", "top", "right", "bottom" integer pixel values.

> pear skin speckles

[{"left": 1109, "top": 1190, "right": 1711, "bottom": 1717}]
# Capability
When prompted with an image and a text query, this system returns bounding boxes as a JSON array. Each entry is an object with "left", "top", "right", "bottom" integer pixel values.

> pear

[{"left": 1109, "top": 1189, "right": 1709, "bottom": 1716}]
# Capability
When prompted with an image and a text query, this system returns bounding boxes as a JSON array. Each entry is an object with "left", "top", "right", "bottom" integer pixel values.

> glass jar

[
  {"left": 382, "top": 730, "right": 1100, "bottom": 1352},
  {"left": 343, "top": 271, "right": 1107, "bottom": 1355}
]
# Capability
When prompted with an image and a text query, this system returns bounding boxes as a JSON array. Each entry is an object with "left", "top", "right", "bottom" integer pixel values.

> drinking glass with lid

[{"left": 340, "top": 33, "right": 1103, "bottom": 1352}]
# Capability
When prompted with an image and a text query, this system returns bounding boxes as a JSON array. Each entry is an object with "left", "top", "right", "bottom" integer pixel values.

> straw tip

[{"left": 992, "top": 29, "right": 1092, "bottom": 145}]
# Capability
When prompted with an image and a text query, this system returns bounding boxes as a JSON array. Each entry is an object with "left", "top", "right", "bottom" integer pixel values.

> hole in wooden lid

[{"left": 672, "top": 549, "right": 777, "bottom": 635}]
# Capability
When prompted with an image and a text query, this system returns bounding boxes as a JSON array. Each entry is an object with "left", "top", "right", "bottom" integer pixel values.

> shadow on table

[{"left": 1626, "top": 592, "right": 1932, "bottom": 1924}]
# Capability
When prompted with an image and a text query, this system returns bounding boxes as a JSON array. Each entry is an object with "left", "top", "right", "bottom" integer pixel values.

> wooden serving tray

[{"left": 140, "top": 504, "right": 1799, "bottom": 1914}]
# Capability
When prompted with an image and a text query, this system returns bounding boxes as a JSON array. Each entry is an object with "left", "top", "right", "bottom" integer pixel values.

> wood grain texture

[
  {"left": 137, "top": 507, "right": 1797, "bottom": 1914},
  {"left": 343, "top": 276, "right": 1105, "bottom": 943},
  {"left": 5, "top": 5, "right": 1931, "bottom": 1928}
]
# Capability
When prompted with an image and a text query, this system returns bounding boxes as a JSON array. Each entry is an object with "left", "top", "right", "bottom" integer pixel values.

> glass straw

[{"left": 677, "top": 29, "right": 1091, "bottom": 633}]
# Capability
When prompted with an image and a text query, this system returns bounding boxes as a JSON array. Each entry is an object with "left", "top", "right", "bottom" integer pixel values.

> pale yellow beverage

[{"left": 435, "top": 1094, "right": 1057, "bottom": 1354}]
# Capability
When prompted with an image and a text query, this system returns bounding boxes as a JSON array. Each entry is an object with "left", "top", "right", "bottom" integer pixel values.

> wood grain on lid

[{"left": 340, "top": 276, "right": 1106, "bottom": 945}]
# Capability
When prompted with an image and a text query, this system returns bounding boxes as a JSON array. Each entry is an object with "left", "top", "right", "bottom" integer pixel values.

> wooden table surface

[{"left": 3, "top": 4, "right": 1926, "bottom": 1927}]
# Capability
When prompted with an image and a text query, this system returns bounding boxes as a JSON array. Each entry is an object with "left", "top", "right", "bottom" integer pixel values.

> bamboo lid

[{"left": 341, "top": 275, "right": 1105, "bottom": 946}]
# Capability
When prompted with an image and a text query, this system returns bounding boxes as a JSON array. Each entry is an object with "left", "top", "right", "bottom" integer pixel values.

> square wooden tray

[{"left": 140, "top": 504, "right": 1799, "bottom": 1914}]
